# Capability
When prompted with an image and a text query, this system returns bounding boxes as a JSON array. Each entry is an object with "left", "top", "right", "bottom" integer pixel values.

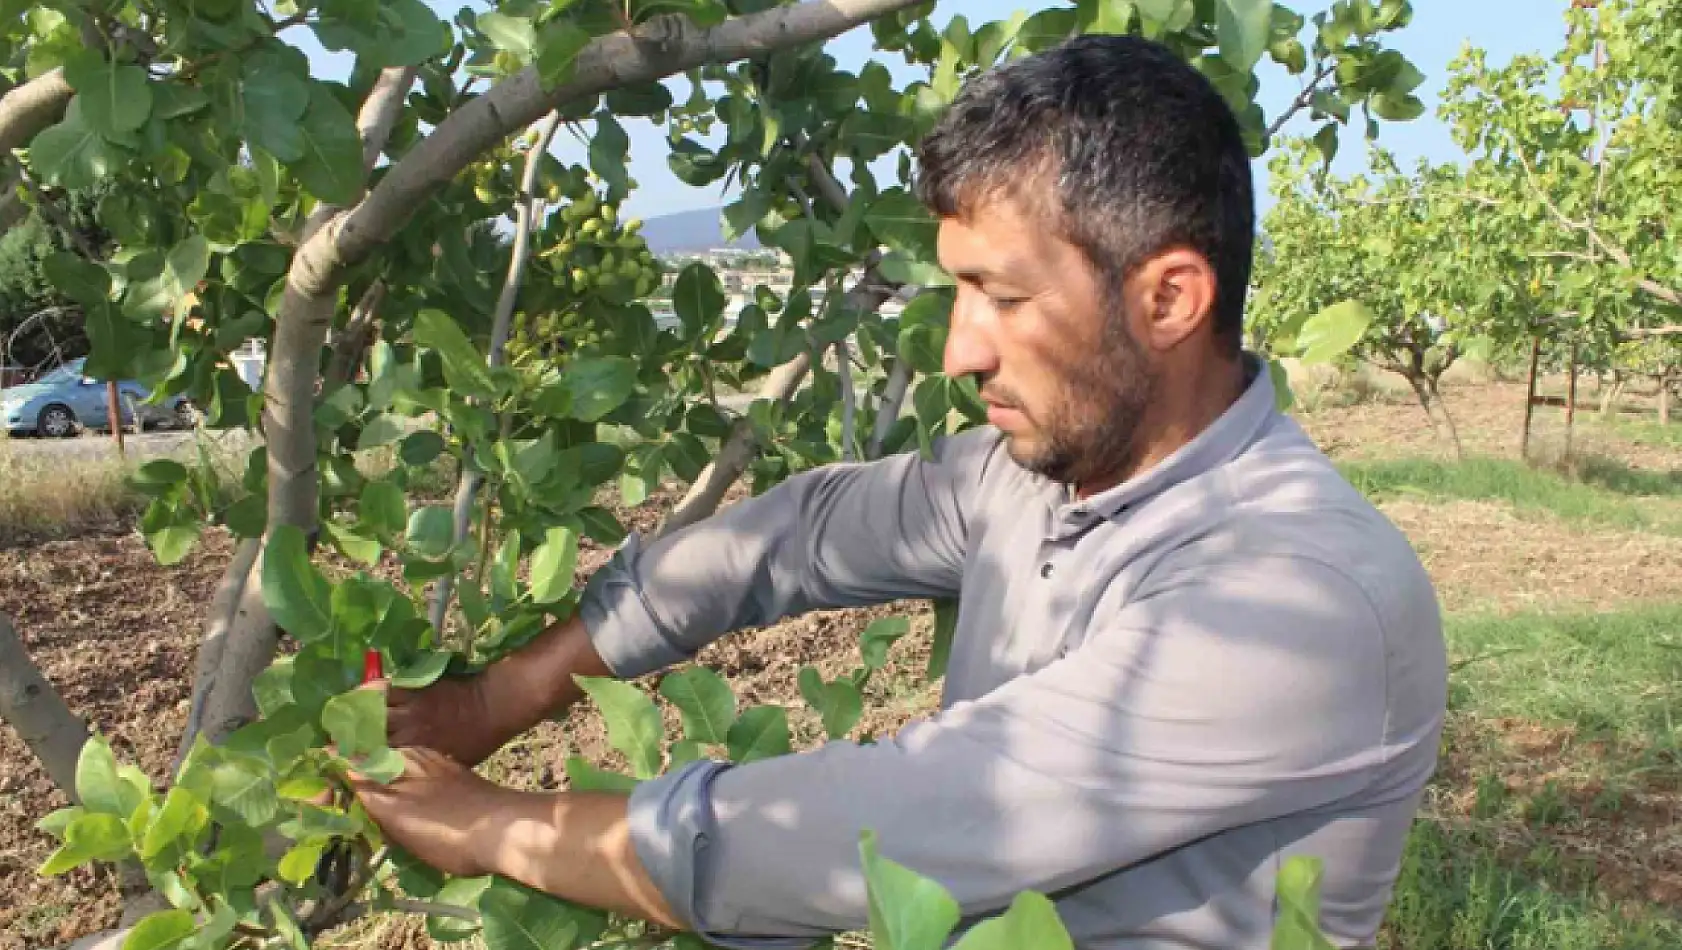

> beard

[{"left": 984, "top": 313, "right": 1158, "bottom": 488}]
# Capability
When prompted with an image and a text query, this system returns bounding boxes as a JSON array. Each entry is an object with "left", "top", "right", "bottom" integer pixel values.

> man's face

[{"left": 936, "top": 193, "right": 1158, "bottom": 489}]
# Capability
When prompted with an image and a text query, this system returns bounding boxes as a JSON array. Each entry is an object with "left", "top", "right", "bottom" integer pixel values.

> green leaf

[
  {"left": 658, "top": 667, "right": 736, "bottom": 745},
  {"left": 400, "top": 430, "right": 447, "bottom": 466},
  {"left": 415, "top": 309, "right": 496, "bottom": 400},
  {"left": 140, "top": 787, "right": 208, "bottom": 862},
  {"left": 1296, "top": 300, "right": 1373, "bottom": 363},
  {"left": 29, "top": 103, "right": 126, "bottom": 190},
  {"left": 356, "top": 746, "right": 408, "bottom": 783},
  {"left": 479, "top": 878, "right": 582, "bottom": 950},
  {"left": 564, "top": 756, "right": 640, "bottom": 793},
  {"left": 477, "top": 11, "right": 536, "bottom": 59},
  {"left": 535, "top": 19, "right": 592, "bottom": 90},
  {"left": 406, "top": 505, "right": 456, "bottom": 559},
  {"left": 360, "top": 479, "right": 408, "bottom": 539},
  {"left": 76, "top": 734, "right": 127, "bottom": 816},
  {"left": 358, "top": 412, "right": 408, "bottom": 450},
  {"left": 43, "top": 251, "right": 111, "bottom": 309},
  {"left": 1216, "top": 0, "right": 1272, "bottom": 75},
  {"left": 207, "top": 756, "right": 280, "bottom": 826},
  {"left": 323, "top": 519, "right": 382, "bottom": 567},
  {"left": 120, "top": 909, "right": 197, "bottom": 950},
  {"left": 859, "top": 616, "right": 912, "bottom": 669},
  {"left": 814, "top": 677, "right": 862, "bottom": 740},
  {"left": 860, "top": 828, "right": 962, "bottom": 950},
  {"left": 665, "top": 432, "right": 709, "bottom": 484},
  {"left": 321, "top": 687, "right": 387, "bottom": 758},
  {"left": 726, "top": 705, "right": 790, "bottom": 764},
  {"left": 54, "top": 811, "right": 133, "bottom": 867},
  {"left": 294, "top": 84, "right": 366, "bottom": 205},
  {"left": 241, "top": 63, "right": 311, "bottom": 162},
  {"left": 1270, "top": 856, "right": 1338, "bottom": 950},
  {"left": 261, "top": 525, "right": 334, "bottom": 642},
  {"left": 391, "top": 650, "right": 451, "bottom": 689},
  {"left": 949, "top": 891, "right": 1074, "bottom": 950},
  {"left": 673, "top": 262, "right": 725, "bottom": 334},
  {"left": 926, "top": 597, "right": 958, "bottom": 682},
  {"left": 864, "top": 190, "right": 939, "bottom": 260},
  {"left": 64, "top": 53, "right": 152, "bottom": 136},
  {"left": 574, "top": 676, "right": 663, "bottom": 779},
  {"left": 277, "top": 838, "right": 327, "bottom": 885},
  {"left": 528, "top": 525, "right": 579, "bottom": 604},
  {"left": 563, "top": 356, "right": 638, "bottom": 422}
]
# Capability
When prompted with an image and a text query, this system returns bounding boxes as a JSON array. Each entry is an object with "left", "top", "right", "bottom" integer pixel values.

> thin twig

[{"left": 1265, "top": 59, "right": 1338, "bottom": 139}]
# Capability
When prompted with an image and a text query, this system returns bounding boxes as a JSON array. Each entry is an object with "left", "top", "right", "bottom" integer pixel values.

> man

[{"left": 350, "top": 34, "right": 1447, "bottom": 949}]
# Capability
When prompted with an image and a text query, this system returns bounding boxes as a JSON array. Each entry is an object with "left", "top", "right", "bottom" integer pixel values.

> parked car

[{"left": 1, "top": 358, "right": 195, "bottom": 437}]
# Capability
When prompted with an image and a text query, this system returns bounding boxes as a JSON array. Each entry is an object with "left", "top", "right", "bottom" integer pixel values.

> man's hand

[
  {"left": 348, "top": 746, "right": 499, "bottom": 878},
  {"left": 386, "top": 675, "right": 511, "bottom": 768},
  {"left": 386, "top": 614, "right": 616, "bottom": 767}
]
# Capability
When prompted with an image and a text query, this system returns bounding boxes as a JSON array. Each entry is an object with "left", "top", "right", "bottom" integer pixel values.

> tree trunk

[
  {"left": 170, "top": 538, "right": 261, "bottom": 772},
  {"left": 1522, "top": 334, "right": 1542, "bottom": 461},
  {"left": 1661, "top": 373, "right": 1673, "bottom": 427},
  {"left": 1565, "top": 338, "right": 1580, "bottom": 459},
  {"left": 1598, "top": 371, "right": 1625, "bottom": 418},
  {"left": 0, "top": 612, "right": 90, "bottom": 801},
  {"left": 1405, "top": 372, "right": 1464, "bottom": 460}
]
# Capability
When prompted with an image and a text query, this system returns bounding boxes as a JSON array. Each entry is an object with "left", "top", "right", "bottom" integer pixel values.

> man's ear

[{"left": 1126, "top": 247, "right": 1219, "bottom": 353}]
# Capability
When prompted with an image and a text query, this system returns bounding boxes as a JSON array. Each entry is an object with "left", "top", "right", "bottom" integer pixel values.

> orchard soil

[{"left": 3, "top": 375, "right": 1680, "bottom": 947}]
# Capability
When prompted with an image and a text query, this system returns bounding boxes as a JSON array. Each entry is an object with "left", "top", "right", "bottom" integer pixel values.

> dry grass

[{"left": 0, "top": 438, "right": 145, "bottom": 548}]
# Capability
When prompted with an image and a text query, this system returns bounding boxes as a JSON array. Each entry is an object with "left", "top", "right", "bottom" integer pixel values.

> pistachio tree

[
  {"left": 0, "top": 1, "right": 1427, "bottom": 947},
  {"left": 1250, "top": 140, "right": 1496, "bottom": 454},
  {"left": 1439, "top": 0, "right": 1682, "bottom": 448}
]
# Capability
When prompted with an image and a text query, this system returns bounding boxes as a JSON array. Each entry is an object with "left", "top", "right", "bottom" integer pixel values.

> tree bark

[
  {"left": 1565, "top": 338, "right": 1580, "bottom": 458},
  {"left": 1522, "top": 334, "right": 1542, "bottom": 460},
  {"left": 195, "top": 68, "right": 420, "bottom": 752},
  {"left": 325, "top": 281, "right": 386, "bottom": 390},
  {"left": 0, "top": 613, "right": 90, "bottom": 801},
  {"left": 868, "top": 358, "right": 913, "bottom": 459},
  {"left": 1401, "top": 370, "right": 1464, "bottom": 460},
  {"left": 0, "top": 69, "right": 73, "bottom": 155},
  {"left": 1661, "top": 372, "right": 1673, "bottom": 427},
  {"left": 297, "top": 0, "right": 925, "bottom": 300},
  {"left": 170, "top": 538, "right": 261, "bottom": 773},
  {"left": 431, "top": 112, "right": 562, "bottom": 633}
]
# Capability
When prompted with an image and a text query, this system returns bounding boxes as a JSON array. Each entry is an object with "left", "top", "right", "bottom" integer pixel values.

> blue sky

[{"left": 295, "top": 0, "right": 1573, "bottom": 219}]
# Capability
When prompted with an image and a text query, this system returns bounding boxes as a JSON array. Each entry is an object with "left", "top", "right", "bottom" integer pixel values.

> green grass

[
  {"left": 1376, "top": 601, "right": 1682, "bottom": 949},
  {"left": 1340, "top": 456, "right": 1682, "bottom": 536},
  {"left": 1446, "top": 601, "right": 1682, "bottom": 755},
  {"left": 1381, "top": 821, "right": 1682, "bottom": 950}
]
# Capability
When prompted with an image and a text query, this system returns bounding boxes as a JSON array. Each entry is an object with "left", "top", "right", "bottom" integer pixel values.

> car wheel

[{"left": 37, "top": 403, "right": 76, "bottom": 438}]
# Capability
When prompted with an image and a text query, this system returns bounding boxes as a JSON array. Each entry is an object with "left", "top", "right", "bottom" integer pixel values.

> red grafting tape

[{"left": 362, "top": 649, "right": 384, "bottom": 684}]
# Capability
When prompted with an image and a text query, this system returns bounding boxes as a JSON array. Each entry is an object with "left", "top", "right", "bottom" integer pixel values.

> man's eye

[{"left": 990, "top": 295, "right": 1026, "bottom": 310}]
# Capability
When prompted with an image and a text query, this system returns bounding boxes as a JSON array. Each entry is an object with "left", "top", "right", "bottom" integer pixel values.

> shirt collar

[{"left": 1049, "top": 351, "right": 1278, "bottom": 529}]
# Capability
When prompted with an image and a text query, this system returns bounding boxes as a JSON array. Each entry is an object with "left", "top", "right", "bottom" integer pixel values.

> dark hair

[{"left": 914, "top": 33, "right": 1255, "bottom": 349}]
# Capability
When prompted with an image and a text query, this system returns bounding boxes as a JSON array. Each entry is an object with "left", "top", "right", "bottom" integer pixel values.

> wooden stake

[
  {"left": 1522, "top": 334, "right": 1542, "bottom": 460},
  {"left": 105, "top": 380, "right": 125, "bottom": 457}
]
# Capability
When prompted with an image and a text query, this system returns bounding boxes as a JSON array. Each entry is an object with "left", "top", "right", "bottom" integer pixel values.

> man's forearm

[
  {"left": 469, "top": 786, "right": 684, "bottom": 931},
  {"left": 481, "top": 614, "right": 614, "bottom": 738}
]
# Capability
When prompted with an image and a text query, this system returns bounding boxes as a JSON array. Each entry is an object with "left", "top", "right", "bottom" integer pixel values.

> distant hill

[{"left": 638, "top": 206, "right": 762, "bottom": 254}]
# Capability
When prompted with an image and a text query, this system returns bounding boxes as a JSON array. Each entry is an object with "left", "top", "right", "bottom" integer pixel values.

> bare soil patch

[{"left": 1378, "top": 498, "right": 1682, "bottom": 613}]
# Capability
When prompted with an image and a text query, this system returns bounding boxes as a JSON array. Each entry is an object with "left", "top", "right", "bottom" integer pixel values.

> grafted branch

[{"left": 0, "top": 70, "right": 73, "bottom": 155}]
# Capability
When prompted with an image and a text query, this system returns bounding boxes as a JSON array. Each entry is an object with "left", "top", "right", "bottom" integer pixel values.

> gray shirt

[{"left": 577, "top": 354, "right": 1447, "bottom": 949}]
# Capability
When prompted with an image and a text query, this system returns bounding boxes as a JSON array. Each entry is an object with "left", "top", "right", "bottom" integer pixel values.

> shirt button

[{"left": 1040, "top": 562, "right": 1054, "bottom": 579}]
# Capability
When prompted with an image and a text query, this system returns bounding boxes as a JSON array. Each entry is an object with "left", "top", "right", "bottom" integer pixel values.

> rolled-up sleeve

[
  {"left": 622, "top": 553, "right": 1427, "bottom": 948},
  {"left": 577, "top": 428, "right": 1000, "bottom": 679}
]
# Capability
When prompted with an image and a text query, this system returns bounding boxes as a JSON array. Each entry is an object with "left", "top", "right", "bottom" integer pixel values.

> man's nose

[{"left": 943, "top": 293, "right": 998, "bottom": 380}]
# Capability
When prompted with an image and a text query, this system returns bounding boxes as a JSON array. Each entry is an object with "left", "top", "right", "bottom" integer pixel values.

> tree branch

[
  {"left": 299, "top": 0, "right": 925, "bottom": 298},
  {"left": 431, "top": 111, "right": 563, "bottom": 633},
  {"left": 170, "top": 537, "right": 261, "bottom": 774},
  {"left": 1266, "top": 59, "right": 1337, "bottom": 139},
  {"left": 0, "top": 612, "right": 89, "bottom": 801},
  {"left": 196, "top": 65, "right": 421, "bottom": 755},
  {"left": 0, "top": 69, "right": 73, "bottom": 156},
  {"left": 836, "top": 337, "right": 857, "bottom": 461},
  {"left": 867, "top": 358, "right": 912, "bottom": 458},
  {"left": 325, "top": 280, "right": 387, "bottom": 390}
]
